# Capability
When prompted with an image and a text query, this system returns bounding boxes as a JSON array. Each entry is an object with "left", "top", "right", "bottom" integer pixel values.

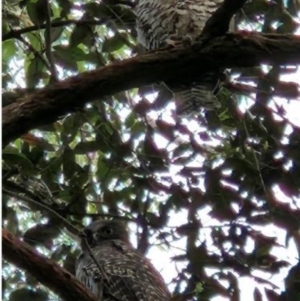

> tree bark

[
  {"left": 2, "top": 33, "right": 300, "bottom": 146},
  {"left": 2, "top": 228, "right": 99, "bottom": 301}
]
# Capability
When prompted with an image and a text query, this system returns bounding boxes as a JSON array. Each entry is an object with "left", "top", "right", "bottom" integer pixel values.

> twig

[
  {"left": 2, "top": 20, "right": 107, "bottom": 41},
  {"left": 80, "top": 236, "right": 110, "bottom": 281},
  {"left": 45, "top": 0, "right": 58, "bottom": 82},
  {"left": 15, "top": 34, "right": 51, "bottom": 71},
  {"left": 2, "top": 188, "right": 81, "bottom": 236},
  {"left": 242, "top": 117, "right": 267, "bottom": 195}
]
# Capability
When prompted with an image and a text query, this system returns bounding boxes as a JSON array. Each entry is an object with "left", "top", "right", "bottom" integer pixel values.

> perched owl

[
  {"left": 135, "top": 0, "right": 226, "bottom": 116},
  {"left": 76, "top": 219, "right": 170, "bottom": 301}
]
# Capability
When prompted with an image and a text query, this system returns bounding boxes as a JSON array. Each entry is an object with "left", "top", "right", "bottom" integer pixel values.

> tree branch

[
  {"left": 2, "top": 228, "right": 99, "bottom": 301},
  {"left": 3, "top": 33, "right": 300, "bottom": 146},
  {"left": 2, "top": 20, "right": 106, "bottom": 42},
  {"left": 201, "top": 0, "right": 247, "bottom": 38},
  {"left": 2, "top": 187, "right": 81, "bottom": 236},
  {"left": 45, "top": 0, "right": 58, "bottom": 82}
]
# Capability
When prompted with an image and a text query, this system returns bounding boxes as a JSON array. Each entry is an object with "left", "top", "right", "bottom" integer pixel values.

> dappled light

[{"left": 2, "top": 1, "right": 300, "bottom": 301}]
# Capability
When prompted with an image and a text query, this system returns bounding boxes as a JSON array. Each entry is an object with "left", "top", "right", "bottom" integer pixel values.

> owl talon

[
  {"left": 165, "top": 38, "right": 182, "bottom": 47},
  {"left": 165, "top": 35, "right": 193, "bottom": 48}
]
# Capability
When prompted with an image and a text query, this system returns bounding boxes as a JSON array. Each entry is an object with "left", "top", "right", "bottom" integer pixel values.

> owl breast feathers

[
  {"left": 76, "top": 219, "right": 170, "bottom": 301},
  {"left": 135, "top": 0, "right": 227, "bottom": 116}
]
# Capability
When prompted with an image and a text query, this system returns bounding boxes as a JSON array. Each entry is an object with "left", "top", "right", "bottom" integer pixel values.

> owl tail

[{"left": 174, "top": 81, "right": 221, "bottom": 117}]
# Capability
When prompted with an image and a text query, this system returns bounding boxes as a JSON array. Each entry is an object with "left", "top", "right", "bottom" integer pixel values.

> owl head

[{"left": 81, "top": 219, "right": 130, "bottom": 249}]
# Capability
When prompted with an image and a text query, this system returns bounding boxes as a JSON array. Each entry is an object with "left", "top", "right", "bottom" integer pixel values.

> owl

[
  {"left": 76, "top": 219, "right": 170, "bottom": 301},
  {"left": 135, "top": 0, "right": 226, "bottom": 116}
]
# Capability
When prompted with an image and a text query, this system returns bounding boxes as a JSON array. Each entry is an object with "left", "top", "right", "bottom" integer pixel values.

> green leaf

[
  {"left": 102, "top": 34, "right": 127, "bottom": 53},
  {"left": 23, "top": 223, "right": 60, "bottom": 247},
  {"left": 27, "top": 0, "right": 48, "bottom": 26},
  {"left": 26, "top": 56, "right": 45, "bottom": 88},
  {"left": 195, "top": 282, "right": 204, "bottom": 295},
  {"left": 74, "top": 141, "right": 103, "bottom": 154},
  {"left": 2, "top": 40, "right": 17, "bottom": 62},
  {"left": 2, "top": 146, "right": 35, "bottom": 173},
  {"left": 45, "top": 18, "right": 65, "bottom": 43},
  {"left": 9, "top": 288, "right": 48, "bottom": 301},
  {"left": 69, "top": 24, "right": 92, "bottom": 47}
]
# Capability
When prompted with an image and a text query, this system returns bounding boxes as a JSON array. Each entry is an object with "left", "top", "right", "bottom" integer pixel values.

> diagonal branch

[
  {"left": 2, "top": 20, "right": 106, "bottom": 41},
  {"left": 2, "top": 228, "right": 99, "bottom": 301},
  {"left": 2, "top": 187, "right": 81, "bottom": 236},
  {"left": 201, "top": 0, "right": 247, "bottom": 38},
  {"left": 44, "top": 0, "right": 58, "bottom": 82},
  {"left": 3, "top": 33, "right": 300, "bottom": 146}
]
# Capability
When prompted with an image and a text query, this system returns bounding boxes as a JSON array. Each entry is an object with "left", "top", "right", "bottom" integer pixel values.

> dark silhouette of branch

[
  {"left": 2, "top": 187, "right": 81, "bottom": 236},
  {"left": 14, "top": 34, "right": 51, "bottom": 71},
  {"left": 3, "top": 33, "right": 300, "bottom": 146},
  {"left": 2, "top": 20, "right": 106, "bottom": 41},
  {"left": 45, "top": 0, "right": 58, "bottom": 82},
  {"left": 201, "top": 0, "right": 247, "bottom": 38},
  {"left": 2, "top": 228, "right": 99, "bottom": 301}
]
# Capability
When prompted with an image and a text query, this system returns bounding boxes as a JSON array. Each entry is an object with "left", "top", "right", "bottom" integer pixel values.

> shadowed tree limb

[
  {"left": 2, "top": 228, "right": 99, "bottom": 301},
  {"left": 201, "top": 0, "right": 248, "bottom": 38},
  {"left": 3, "top": 33, "right": 300, "bottom": 146}
]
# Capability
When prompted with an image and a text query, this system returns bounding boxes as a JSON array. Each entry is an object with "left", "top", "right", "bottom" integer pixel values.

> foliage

[{"left": 2, "top": 0, "right": 300, "bottom": 301}]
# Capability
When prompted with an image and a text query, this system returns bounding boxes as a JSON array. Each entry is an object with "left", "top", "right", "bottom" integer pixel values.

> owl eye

[{"left": 101, "top": 227, "right": 113, "bottom": 236}]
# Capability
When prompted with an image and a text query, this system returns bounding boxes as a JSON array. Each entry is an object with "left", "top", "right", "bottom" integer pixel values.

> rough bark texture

[
  {"left": 2, "top": 228, "right": 99, "bottom": 301},
  {"left": 2, "top": 34, "right": 300, "bottom": 146}
]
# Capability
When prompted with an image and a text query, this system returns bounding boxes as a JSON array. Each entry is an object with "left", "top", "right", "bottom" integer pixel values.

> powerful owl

[
  {"left": 76, "top": 219, "right": 170, "bottom": 301},
  {"left": 135, "top": 0, "right": 225, "bottom": 116}
]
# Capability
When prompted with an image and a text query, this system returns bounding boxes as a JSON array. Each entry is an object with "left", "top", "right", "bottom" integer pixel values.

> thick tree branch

[
  {"left": 2, "top": 228, "right": 98, "bottom": 301},
  {"left": 3, "top": 33, "right": 300, "bottom": 146}
]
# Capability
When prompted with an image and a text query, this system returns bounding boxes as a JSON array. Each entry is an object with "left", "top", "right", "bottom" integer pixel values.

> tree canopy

[{"left": 2, "top": 0, "right": 300, "bottom": 301}]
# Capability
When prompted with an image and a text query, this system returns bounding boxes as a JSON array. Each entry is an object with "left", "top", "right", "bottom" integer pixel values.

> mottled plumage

[
  {"left": 135, "top": 0, "right": 225, "bottom": 116},
  {"left": 76, "top": 220, "right": 170, "bottom": 301}
]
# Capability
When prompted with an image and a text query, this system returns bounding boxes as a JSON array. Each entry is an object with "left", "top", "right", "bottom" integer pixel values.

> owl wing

[{"left": 76, "top": 242, "right": 169, "bottom": 301}]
